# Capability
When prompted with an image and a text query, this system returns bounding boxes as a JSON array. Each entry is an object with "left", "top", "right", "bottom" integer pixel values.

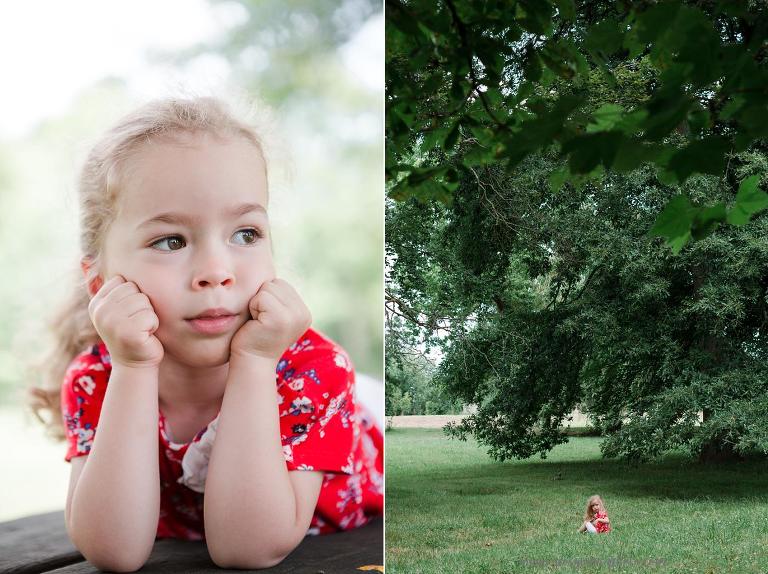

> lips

[
  {"left": 188, "top": 308, "right": 237, "bottom": 320},
  {"left": 186, "top": 308, "right": 239, "bottom": 335}
]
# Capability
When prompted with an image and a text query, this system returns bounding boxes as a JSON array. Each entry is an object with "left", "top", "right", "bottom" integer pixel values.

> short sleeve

[
  {"left": 277, "top": 330, "right": 358, "bottom": 474},
  {"left": 60, "top": 344, "right": 111, "bottom": 462}
]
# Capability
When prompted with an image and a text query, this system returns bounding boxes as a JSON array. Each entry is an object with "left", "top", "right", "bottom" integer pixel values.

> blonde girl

[
  {"left": 578, "top": 495, "right": 611, "bottom": 534},
  {"left": 29, "top": 96, "right": 383, "bottom": 571}
]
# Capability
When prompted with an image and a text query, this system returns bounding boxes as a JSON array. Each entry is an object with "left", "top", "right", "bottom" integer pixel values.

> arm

[
  {"left": 204, "top": 279, "right": 318, "bottom": 569},
  {"left": 204, "top": 354, "right": 322, "bottom": 569},
  {"left": 66, "top": 365, "right": 160, "bottom": 573},
  {"left": 66, "top": 276, "right": 164, "bottom": 572}
]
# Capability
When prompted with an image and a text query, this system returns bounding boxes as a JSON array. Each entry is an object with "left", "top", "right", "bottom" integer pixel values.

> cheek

[
  {"left": 131, "top": 274, "right": 177, "bottom": 320},
  {"left": 239, "top": 253, "right": 276, "bottom": 290}
]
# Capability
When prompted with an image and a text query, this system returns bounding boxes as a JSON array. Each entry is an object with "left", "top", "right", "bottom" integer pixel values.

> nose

[{"left": 191, "top": 247, "right": 235, "bottom": 290}]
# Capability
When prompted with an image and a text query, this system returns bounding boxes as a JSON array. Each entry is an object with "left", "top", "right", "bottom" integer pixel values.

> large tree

[
  {"left": 386, "top": 1, "right": 768, "bottom": 461},
  {"left": 388, "top": 145, "right": 768, "bottom": 462}
]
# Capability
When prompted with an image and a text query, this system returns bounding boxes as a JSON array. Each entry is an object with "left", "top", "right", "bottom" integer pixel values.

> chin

[{"left": 167, "top": 337, "right": 234, "bottom": 368}]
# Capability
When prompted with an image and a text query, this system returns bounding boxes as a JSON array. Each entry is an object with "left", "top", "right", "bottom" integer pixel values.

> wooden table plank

[
  {"left": 1, "top": 511, "right": 382, "bottom": 574},
  {"left": 0, "top": 511, "right": 82, "bottom": 574}
]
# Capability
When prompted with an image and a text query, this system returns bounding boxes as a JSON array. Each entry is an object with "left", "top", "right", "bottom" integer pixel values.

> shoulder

[
  {"left": 61, "top": 342, "right": 112, "bottom": 404},
  {"left": 276, "top": 329, "right": 355, "bottom": 418},
  {"left": 277, "top": 328, "right": 354, "bottom": 390}
]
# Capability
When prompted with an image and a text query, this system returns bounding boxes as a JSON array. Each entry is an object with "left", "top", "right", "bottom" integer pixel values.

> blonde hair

[
  {"left": 584, "top": 495, "right": 606, "bottom": 521},
  {"left": 28, "top": 95, "right": 269, "bottom": 439}
]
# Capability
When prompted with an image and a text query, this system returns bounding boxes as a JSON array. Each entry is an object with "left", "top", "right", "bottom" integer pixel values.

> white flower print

[
  {"left": 289, "top": 396, "right": 314, "bottom": 415},
  {"left": 333, "top": 351, "right": 351, "bottom": 371},
  {"left": 75, "top": 375, "right": 96, "bottom": 396},
  {"left": 288, "top": 377, "right": 305, "bottom": 392},
  {"left": 75, "top": 427, "right": 94, "bottom": 453}
]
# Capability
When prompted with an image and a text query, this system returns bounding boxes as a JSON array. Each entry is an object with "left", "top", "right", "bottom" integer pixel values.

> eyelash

[{"left": 149, "top": 228, "right": 263, "bottom": 252}]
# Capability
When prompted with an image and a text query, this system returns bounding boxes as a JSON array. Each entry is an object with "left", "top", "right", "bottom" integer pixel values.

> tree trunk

[{"left": 698, "top": 409, "right": 742, "bottom": 463}]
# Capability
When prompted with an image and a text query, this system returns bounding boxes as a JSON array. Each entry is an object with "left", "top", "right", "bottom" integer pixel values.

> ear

[{"left": 80, "top": 256, "right": 104, "bottom": 297}]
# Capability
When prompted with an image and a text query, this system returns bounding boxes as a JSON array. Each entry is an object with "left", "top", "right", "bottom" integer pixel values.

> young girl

[
  {"left": 578, "top": 495, "right": 611, "bottom": 534},
  {"left": 29, "top": 96, "right": 383, "bottom": 571}
]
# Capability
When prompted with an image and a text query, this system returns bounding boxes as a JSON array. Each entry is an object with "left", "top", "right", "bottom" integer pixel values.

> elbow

[
  {"left": 209, "top": 548, "right": 290, "bottom": 570},
  {"left": 78, "top": 546, "right": 151, "bottom": 573},
  {"left": 208, "top": 534, "right": 302, "bottom": 570},
  {"left": 68, "top": 526, "right": 152, "bottom": 572}
]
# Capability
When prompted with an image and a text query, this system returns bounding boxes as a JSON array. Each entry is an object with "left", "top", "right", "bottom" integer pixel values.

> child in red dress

[
  {"left": 29, "top": 97, "right": 382, "bottom": 571},
  {"left": 578, "top": 495, "right": 611, "bottom": 534}
]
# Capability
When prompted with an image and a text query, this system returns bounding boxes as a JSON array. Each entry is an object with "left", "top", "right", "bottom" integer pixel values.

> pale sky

[{"left": 0, "top": 0, "right": 383, "bottom": 139}]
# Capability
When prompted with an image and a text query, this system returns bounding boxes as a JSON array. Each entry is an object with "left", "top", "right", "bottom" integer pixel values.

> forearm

[
  {"left": 68, "top": 365, "right": 160, "bottom": 569},
  {"left": 204, "top": 355, "right": 302, "bottom": 568}
]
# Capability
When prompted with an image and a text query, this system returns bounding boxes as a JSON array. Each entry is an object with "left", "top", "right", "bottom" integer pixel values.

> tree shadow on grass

[{"left": 429, "top": 455, "right": 768, "bottom": 503}]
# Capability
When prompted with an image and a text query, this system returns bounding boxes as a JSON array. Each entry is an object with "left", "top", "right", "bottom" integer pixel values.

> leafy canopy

[{"left": 386, "top": 0, "right": 768, "bottom": 251}]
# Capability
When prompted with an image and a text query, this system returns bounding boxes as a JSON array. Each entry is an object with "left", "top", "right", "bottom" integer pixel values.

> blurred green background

[{"left": 0, "top": 0, "right": 382, "bottom": 520}]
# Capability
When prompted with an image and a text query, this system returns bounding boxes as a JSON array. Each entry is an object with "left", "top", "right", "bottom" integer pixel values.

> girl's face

[{"left": 100, "top": 132, "right": 275, "bottom": 367}]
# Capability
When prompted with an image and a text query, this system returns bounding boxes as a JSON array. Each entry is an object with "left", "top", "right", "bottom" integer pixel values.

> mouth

[{"left": 186, "top": 308, "right": 239, "bottom": 335}]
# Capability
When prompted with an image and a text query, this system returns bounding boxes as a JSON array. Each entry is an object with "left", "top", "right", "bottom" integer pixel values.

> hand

[
  {"left": 230, "top": 279, "right": 312, "bottom": 362},
  {"left": 88, "top": 275, "right": 164, "bottom": 368}
]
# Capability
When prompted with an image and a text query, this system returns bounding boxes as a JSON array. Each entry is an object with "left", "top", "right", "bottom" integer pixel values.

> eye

[
  {"left": 232, "top": 228, "right": 261, "bottom": 245},
  {"left": 151, "top": 235, "right": 186, "bottom": 251}
]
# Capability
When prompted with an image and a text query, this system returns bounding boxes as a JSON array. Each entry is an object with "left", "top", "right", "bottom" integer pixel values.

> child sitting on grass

[{"left": 578, "top": 495, "right": 611, "bottom": 534}]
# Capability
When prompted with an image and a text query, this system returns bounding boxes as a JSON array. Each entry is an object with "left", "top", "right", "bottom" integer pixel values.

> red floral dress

[
  {"left": 594, "top": 510, "right": 611, "bottom": 533},
  {"left": 60, "top": 328, "right": 383, "bottom": 540}
]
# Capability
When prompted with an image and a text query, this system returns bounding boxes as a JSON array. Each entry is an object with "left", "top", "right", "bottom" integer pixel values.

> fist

[
  {"left": 88, "top": 275, "right": 164, "bottom": 368},
  {"left": 230, "top": 279, "right": 312, "bottom": 361}
]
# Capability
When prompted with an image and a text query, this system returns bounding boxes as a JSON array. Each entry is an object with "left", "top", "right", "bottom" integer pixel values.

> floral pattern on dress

[
  {"left": 594, "top": 510, "right": 611, "bottom": 533},
  {"left": 60, "top": 328, "right": 383, "bottom": 540}
]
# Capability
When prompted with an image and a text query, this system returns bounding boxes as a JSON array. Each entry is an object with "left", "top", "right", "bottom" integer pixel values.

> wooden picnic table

[{"left": 0, "top": 511, "right": 382, "bottom": 573}]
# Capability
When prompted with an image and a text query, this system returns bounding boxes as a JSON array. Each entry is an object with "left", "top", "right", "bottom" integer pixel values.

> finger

[
  {"left": 129, "top": 307, "right": 160, "bottom": 334},
  {"left": 260, "top": 278, "right": 296, "bottom": 307},
  {"left": 262, "top": 279, "right": 311, "bottom": 327},
  {"left": 251, "top": 290, "right": 283, "bottom": 318},
  {"left": 124, "top": 293, "right": 155, "bottom": 318},
  {"left": 91, "top": 275, "right": 125, "bottom": 303},
  {"left": 107, "top": 281, "right": 141, "bottom": 305}
]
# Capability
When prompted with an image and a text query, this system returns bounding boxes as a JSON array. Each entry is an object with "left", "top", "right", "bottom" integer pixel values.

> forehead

[{"left": 117, "top": 132, "right": 268, "bottom": 220}]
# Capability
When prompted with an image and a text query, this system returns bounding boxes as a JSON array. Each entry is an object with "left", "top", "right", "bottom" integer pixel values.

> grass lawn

[{"left": 386, "top": 428, "right": 768, "bottom": 574}]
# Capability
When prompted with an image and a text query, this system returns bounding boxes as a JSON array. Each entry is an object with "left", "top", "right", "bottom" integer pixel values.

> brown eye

[
  {"left": 232, "top": 228, "right": 259, "bottom": 245},
  {"left": 152, "top": 236, "right": 186, "bottom": 251}
]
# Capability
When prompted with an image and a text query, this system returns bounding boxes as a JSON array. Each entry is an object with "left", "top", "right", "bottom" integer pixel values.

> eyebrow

[{"left": 136, "top": 202, "right": 267, "bottom": 230}]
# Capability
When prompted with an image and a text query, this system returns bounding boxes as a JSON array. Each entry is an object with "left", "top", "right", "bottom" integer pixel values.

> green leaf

[
  {"left": 687, "top": 106, "right": 711, "bottom": 136},
  {"left": 613, "top": 140, "right": 663, "bottom": 172},
  {"left": 450, "top": 80, "right": 466, "bottom": 105},
  {"left": 562, "top": 131, "right": 624, "bottom": 174},
  {"left": 586, "top": 104, "right": 624, "bottom": 133},
  {"left": 649, "top": 194, "right": 696, "bottom": 254},
  {"left": 540, "top": 38, "right": 589, "bottom": 80},
  {"left": 691, "top": 202, "right": 726, "bottom": 240},
  {"left": 523, "top": 45, "right": 543, "bottom": 82},
  {"left": 421, "top": 126, "right": 449, "bottom": 152},
  {"left": 549, "top": 167, "right": 569, "bottom": 192},
  {"left": 516, "top": 0, "right": 553, "bottom": 35},
  {"left": 552, "top": 0, "right": 576, "bottom": 21},
  {"left": 727, "top": 175, "right": 768, "bottom": 226},
  {"left": 444, "top": 122, "right": 461, "bottom": 150},
  {"left": 666, "top": 136, "right": 731, "bottom": 183},
  {"left": 635, "top": 1, "right": 681, "bottom": 45},
  {"left": 584, "top": 18, "right": 624, "bottom": 58},
  {"left": 641, "top": 89, "right": 693, "bottom": 141}
]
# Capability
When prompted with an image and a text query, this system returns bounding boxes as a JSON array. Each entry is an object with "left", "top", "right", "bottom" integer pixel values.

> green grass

[{"left": 386, "top": 428, "right": 768, "bottom": 574}]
